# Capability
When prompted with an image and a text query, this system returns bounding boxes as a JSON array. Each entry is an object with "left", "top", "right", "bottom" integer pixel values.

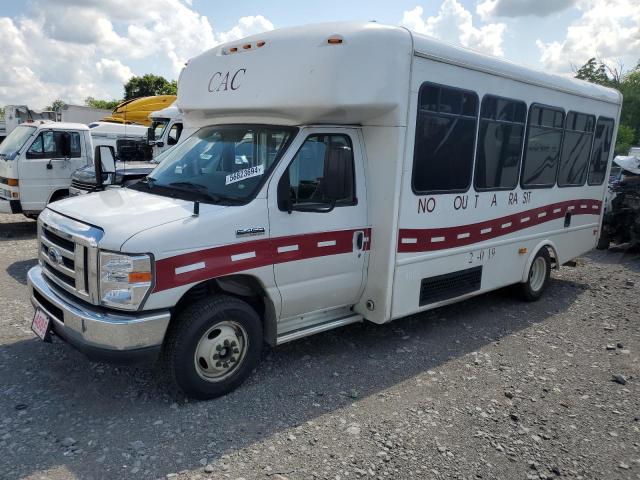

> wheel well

[
  {"left": 48, "top": 189, "right": 69, "bottom": 203},
  {"left": 171, "top": 275, "right": 278, "bottom": 346}
]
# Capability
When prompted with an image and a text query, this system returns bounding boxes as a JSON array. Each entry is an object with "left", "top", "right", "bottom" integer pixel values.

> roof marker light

[
  {"left": 257, "top": 41, "right": 266, "bottom": 47},
  {"left": 327, "top": 36, "right": 343, "bottom": 45},
  {"left": 230, "top": 47, "right": 238, "bottom": 53},
  {"left": 243, "top": 43, "right": 252, "bottom": 50}
]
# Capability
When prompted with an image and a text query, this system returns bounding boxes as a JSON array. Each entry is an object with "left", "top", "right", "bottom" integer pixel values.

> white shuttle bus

[{"left": 27, "top": 22, "right": 621, "bottom": 399}]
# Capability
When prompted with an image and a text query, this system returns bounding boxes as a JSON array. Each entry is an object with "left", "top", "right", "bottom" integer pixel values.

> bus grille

[{"left": 419, "top": 266, "right": 482, "bottom": 306}]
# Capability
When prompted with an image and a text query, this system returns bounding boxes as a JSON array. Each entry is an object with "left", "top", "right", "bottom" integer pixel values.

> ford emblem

[{"left": 48, "top": 247, "right": 63, "bottom": 265}]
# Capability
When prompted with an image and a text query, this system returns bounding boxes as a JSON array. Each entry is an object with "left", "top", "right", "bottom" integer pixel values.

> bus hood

[{"left": 47, "top": 188, "right": 225, "bottom": 251}]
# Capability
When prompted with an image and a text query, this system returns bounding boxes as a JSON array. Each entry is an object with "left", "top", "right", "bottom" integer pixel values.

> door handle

[{"left": 354, "top": 231, "right": 364, "bottom": 251}]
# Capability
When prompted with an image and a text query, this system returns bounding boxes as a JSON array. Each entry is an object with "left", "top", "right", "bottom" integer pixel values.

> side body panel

[{"left": 390, "top": 55, "right": 620, "bottom": 320}]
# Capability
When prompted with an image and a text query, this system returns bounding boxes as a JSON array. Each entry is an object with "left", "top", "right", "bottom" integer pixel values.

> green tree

[
  {"left": 85, "top": 96, "right": 121, "bottom": 110},
  {"left": 123, "top": 74, "right": 177, "bottom": 100},
  {"left": 574, "top": 58, "right": 640, "bottom": 154},
  {"left": 615, "top": 124, "right": 635, "bottom": 155},
  {"left": 575, "top": 58, "right": 613, "bottom": 87},
  {"left": 46, "top": 99, "right": 66, "bottom": 112}
]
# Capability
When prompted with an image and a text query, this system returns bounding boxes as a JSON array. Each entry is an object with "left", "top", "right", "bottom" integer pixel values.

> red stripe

[
  {"left": 398, "top": 199, "right": 602, "bottom": 253},
  {"left": 154, "top": 228, "right": 371, "bottom": 292}
]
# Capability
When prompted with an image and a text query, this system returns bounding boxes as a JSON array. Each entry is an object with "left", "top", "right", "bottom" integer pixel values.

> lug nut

[
  {"left": 223, "top": 362, "right": 229, "bottom": 368},
  {"left": 224, "top": 340, "right": 230, "bottom": 346},
  {"left": 216, "top": 345, "right": 222, "bottom": 351},
  {"left": 231, "top": 341, "right": 237, "bottom": 347},
  {"left": 233, "top": 348, "right": 240, "bottom": 354},
  {"left": 216, "top": 361, "right": 222, "bottom": 367}
]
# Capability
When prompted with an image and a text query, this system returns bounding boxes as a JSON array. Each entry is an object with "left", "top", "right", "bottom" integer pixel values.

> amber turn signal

[
  {"left": 128, "top": 272, "right": 152, "bottom": 283},
  {"left": 7, "top": 178, "right": 19, "bottom": 186},
  {"left": 518, "top": 248, "right": 527, "bottom": 255}
]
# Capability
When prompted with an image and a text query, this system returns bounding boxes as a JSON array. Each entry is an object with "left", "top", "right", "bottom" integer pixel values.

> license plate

[{"left": 31, "top": 309, "right": 51, "bottom": 342}]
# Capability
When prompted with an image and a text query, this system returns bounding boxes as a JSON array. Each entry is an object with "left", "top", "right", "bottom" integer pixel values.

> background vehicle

[
  {"left": 0, "top": 121, "right": 92, "bottom": 215},
  {"left": 0, "top": 120, "right": 155, "bottom": 215},
  {"left": 57, "top": 104, "right": 112, "bottom": 124},
  {"left": 599, "top": 151, "right": 640, "bottom": 249},
  {"left": 28, "top": 22, "right": 621, "bottom": 399},
  {"left": 101, "top": 95, "right": 176, "bottom": 126},
  {"left": 69, "top": 146, "right": 173, "bottom": 196},
  {"left": 148, "top": 103, "right": 186, "bottom": 156},
  {"left": 0, "top": 106, "right": 56, "bottom": 143}
]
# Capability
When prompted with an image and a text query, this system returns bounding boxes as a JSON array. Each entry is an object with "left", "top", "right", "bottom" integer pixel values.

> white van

[
  {"left": 148, "top": 104, "right": 185, "bottom": 157},
  {"left": 0, "top": 121, "right": 92, "bottom": 216},
  {"left": 27, "top": 22, "right": 621, "bottom": 399}
]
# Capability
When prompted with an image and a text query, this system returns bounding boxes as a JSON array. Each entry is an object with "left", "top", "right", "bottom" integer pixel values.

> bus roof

[{"left": 178, "top": 22, "right": 621, "bottom": 127}]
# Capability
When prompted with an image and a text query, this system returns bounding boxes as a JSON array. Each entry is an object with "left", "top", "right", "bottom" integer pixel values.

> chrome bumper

[{"left": 28, "top": 265, "right": 171, "bottom": 356}]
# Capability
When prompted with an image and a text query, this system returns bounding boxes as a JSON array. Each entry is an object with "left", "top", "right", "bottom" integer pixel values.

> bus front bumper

[{"left": 27, "top": 265, "right": 171, "bottom": 364}]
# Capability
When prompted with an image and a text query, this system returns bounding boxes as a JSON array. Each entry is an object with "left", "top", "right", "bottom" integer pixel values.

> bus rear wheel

[{"left": 520, "top": 248, "right": 551, "bottom": 302}]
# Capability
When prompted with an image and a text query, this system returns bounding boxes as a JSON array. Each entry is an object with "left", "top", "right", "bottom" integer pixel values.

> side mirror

[
  {"left": 59, "top": 132, "right": 71, "bottom": 158},
  {"left": 94, "top": 145, "right": 116, "bottom": 188},
  {"left": 147, "top": 126, "right": 155, "bottom": 142},
  {"left": 277, "top": 169, "right": 292, "bottom": 213},
  {"left": 167, "top": 136, "right": 177, "bottom": 146}
]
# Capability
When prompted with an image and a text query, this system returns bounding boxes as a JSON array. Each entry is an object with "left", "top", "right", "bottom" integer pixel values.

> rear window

[{"left": 588, "top": 117, "right": 615, "bottom": 186}]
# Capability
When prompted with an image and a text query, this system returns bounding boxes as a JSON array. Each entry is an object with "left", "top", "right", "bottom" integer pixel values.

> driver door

[
  {"left": 267, "top": 127, "right": 369, "bottom": 320},
  {"left": 19, "top": 129, "right": 86, "bottom": 212}
]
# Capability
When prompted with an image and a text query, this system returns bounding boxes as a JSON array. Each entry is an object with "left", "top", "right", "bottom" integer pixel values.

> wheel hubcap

[
  {"left": 194, "top": 321, "right": 248, "bottom": 382},
  {"left": 529, "top": 257, "right": 546, "bottom": 292}
]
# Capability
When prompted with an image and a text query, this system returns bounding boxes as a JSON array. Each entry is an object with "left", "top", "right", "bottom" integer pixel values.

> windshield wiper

[
  {"left": 140, "top": 176, "right": 157, "bottom": 190},
  {"left": 165, "top": 181, "right": 227, "bottom": 203}
]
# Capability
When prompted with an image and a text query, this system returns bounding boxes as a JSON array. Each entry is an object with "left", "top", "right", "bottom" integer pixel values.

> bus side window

[
  {"left": 521, "top": 104, "right": 564, "bottom": 188},
  {"left": 412, "top": 82, "right": 479, "bottom": 194},
  {"left": 558, "top": 112, "right": 595, "bottom": 187},
  {"left": 474, "top": 95, "right": 526, "bottom": 191},
  {"left": 587, "top": 117, "right": 615, "bottom": 186}
]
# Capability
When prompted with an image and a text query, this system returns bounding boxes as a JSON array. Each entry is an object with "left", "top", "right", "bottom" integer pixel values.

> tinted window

[
  {"left": 413, "top": 83, "right": 479, "bottom": 193},
  {"left": 168, "top": 123, "right": 183, "bottom": 145},
  {"left": 521, "top": 105, "right": 564, "bottom": 188},
  {"left": 286, "top": 134, "right": 355, "bottom": 205},
  {"left": 26, "top": 131, "right": 81, "bottom": 159},
  {"left": 588, "top": 117, "right": 615, "bottom": 185},
  {"left": 558, "top": 112, "right": 595, "bottom": 187},
  {"left": 474, "top": 96, "right": 526, "bottom": 190}
]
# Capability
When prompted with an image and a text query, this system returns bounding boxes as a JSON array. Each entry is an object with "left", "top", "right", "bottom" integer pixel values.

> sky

[{"left": 0, "top": 0, "right": 638, "bottom": 109}]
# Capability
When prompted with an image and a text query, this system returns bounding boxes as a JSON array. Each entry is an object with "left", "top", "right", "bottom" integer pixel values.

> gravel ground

[{"left": 0, "top": 212, "right": 638, "bottom": 480}]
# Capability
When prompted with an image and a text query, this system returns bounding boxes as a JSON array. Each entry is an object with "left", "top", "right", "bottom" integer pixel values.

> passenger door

[
  {"left": 268, "top": 127, "right": 369, "bottom": 319},
  {"left": 18, "top": 129, "right": 86, "bottom": 211}
]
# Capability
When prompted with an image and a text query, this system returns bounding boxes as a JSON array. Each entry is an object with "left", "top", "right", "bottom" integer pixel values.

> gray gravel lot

[{"left": 0, "top": 212, "right": 638, "bottom": 480}]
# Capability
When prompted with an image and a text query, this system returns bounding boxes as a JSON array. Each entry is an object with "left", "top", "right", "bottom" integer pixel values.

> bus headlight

[{"left": 99, "top": 251, "right": 153, "bottom": 310}]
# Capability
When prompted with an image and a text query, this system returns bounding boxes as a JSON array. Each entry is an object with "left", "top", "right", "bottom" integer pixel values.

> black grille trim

[
  {"left": 419, "top": 266, "right": 482, "bottom": 306},
  {"left": 43, "top": 263, "right": 76, "bottom": 288},
  {"left": 33, "top": 289, "right": 64, "bottom": 323},
  {"left": 43, "top": 228, "right": 75, "bottom": 252}
]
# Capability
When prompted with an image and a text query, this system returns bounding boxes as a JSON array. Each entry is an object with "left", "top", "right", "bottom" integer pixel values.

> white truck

[
  {"left": 58, "top": 104, "right": 112, "bottom": 125},
  {"left": 27, "top": 22, "right": 621, "bottom": 399},
  {"left": 0, "top": 120, "right": 134, "bottom": 216},
  {"left": 148, "top": 104, "right": 186, "bottom": 157}
]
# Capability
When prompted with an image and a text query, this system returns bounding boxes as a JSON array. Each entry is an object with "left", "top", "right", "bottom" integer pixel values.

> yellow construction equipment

[{"left": 101, "top": 95, "right": 176, "bottom": 126}]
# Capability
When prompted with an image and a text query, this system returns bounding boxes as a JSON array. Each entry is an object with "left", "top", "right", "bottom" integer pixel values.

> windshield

[
  {"left": 138, "top": 125, "right": 296, "bottom": 203},
  {"left": 151, "top": 118, "right": 169, "bottom": 140},
  {"left": 0, "top": 125, "right": 36, "bottom": 158}
]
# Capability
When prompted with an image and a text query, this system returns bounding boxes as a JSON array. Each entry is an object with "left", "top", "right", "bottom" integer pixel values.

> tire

[
  {"left": 162, "top": 294, "right": 263, "bottom": 400},
  {"left": 520, "top": 248, "right": 551, "bottom": 302}
]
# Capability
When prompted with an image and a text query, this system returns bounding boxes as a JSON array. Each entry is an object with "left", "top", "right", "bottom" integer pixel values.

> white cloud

[
  {"left": 217, "top": 15, "right": 275, "bottom": 44},
  {"left": 402, "top": 1, "right": 506, "bottom": 57},
  {"left": 0, "top": 1, "right": 274, "bottom": 108},
  {"left": 536, "top": 0, "right": 640, "bottom": 73},
  {"left": 477, "top": 0, "right": 577, "bottom": 19}
]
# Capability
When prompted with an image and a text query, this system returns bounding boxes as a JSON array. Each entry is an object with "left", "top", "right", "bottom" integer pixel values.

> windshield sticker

[{"left": 226, "top": 165, "right": 264, "bottom": 185}]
